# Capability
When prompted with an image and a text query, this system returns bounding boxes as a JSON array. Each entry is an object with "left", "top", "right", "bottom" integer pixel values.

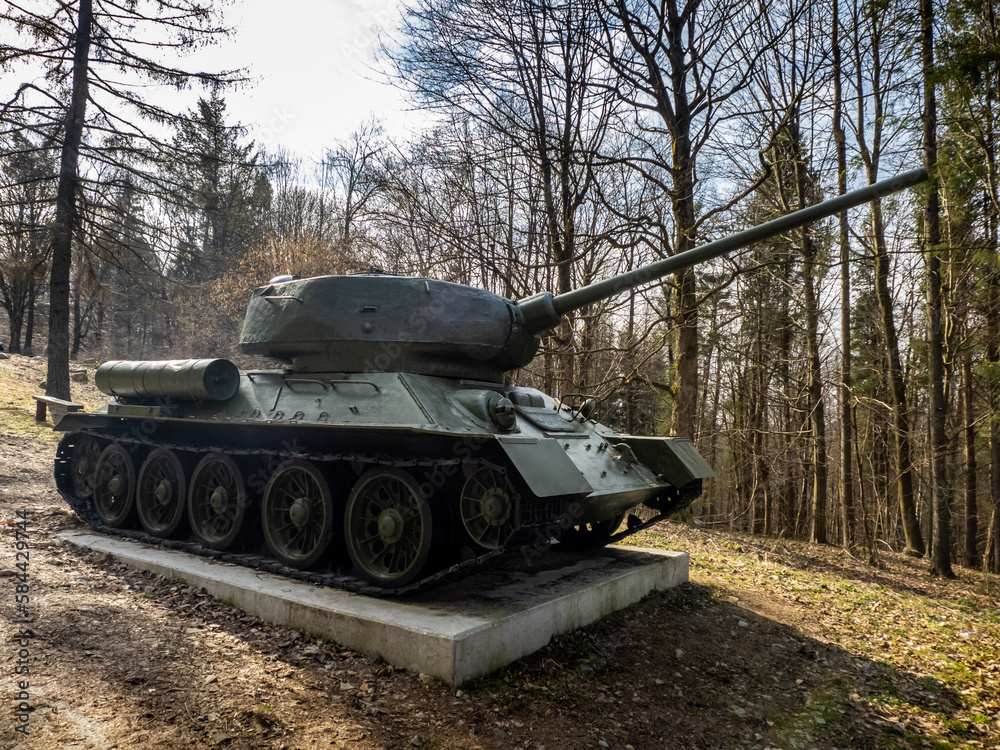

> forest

[{"left": 1, "top": 0, "right": 999, "bottom": 578}]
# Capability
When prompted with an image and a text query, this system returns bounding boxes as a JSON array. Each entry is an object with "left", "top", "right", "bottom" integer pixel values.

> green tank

[{"left": 53, "top": 169, "right": 926, "bottom": 593}]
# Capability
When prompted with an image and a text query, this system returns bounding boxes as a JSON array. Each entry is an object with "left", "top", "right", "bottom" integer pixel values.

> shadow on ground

[
  {"left": 470, "top": 581, "right": 971, "bottom": 750},
  {"left": 8, "top": 515, "right": 991, "bottom": 750}
]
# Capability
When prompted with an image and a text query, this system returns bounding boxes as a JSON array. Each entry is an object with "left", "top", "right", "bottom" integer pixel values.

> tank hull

[{"left": 55, "top": 367, "right": 712, "bottom": 591}]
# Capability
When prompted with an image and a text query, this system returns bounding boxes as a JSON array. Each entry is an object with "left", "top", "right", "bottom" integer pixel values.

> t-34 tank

[{"left": 53, "top": 168, "right": 927, "bottom": 593}]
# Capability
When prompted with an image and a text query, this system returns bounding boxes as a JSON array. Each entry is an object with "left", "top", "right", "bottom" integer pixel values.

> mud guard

[
  {"left": 497, "top": 436, "right": 593, "bottom": 497},
  {"left": 617, "top": 436, "right": 715, "bottom": 488}
]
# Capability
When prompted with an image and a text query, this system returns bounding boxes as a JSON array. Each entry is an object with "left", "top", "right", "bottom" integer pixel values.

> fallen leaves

[{"left": 3, "top": 393, "right": 1000, "bottom": 750}]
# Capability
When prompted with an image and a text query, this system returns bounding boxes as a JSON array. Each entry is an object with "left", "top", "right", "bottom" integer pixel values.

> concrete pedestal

[{"left": 61, "top": 531, "right": 688, "bottom": 685}]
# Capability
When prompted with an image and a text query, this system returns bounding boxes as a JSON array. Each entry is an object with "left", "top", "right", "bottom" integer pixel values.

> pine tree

[
  {"left": 166, "top": 91, "right": 270, "bottom": 282},
  {"left": 0, "top": 0, "right": 242, "bottom": 397}
]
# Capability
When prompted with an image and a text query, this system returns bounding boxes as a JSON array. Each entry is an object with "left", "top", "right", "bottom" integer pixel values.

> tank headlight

[{"left": 487, "top": 395, "right": 516, "bottom": 430}]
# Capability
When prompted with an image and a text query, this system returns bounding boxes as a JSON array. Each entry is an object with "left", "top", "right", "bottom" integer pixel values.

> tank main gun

[
  {"left": 516, "top": 167, "right": 928, "bottom": 334},
  {"left": 236, "top": 168, "right": 927, "bottom": 381}
]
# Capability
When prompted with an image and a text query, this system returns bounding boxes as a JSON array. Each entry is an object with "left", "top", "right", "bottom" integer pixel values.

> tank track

[{"left": 55, "top": 429, "right": 679, "bottom": 597}]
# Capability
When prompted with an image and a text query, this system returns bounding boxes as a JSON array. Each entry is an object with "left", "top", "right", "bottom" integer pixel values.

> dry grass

[
  {"left": 624, "top": 525, "right": 1000, "bottom": 749},
  {"left": 0, "top": 355, "right": 106, "bottom": 440}
]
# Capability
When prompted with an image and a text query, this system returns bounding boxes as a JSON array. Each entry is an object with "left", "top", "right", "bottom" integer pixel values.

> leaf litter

[{"left": 1, "top": 359, "right": 998, "bottom": 749}]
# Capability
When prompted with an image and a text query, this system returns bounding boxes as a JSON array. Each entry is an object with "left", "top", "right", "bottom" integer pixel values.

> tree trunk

[
  {"left": 962, "top": 353, "right": 978, "bottom": 567},
  {"left": 697, "top": 296, "right": 720, "bottom": 444},
  {"left": 753, "top": 346, "right": 769, "bottom": 536},
  {"left": 833, "top": 0, "right": 856, "bottom": 548},
  {"left": 871, "top": 197, "right": 924, "bottom": 556},
  {"left": 24, "top": 277, "right": 36, "bottom": 353},
  {"left": 672, "top": 265, "right": 698, "bottom": 438},
  {"left": 985, "top": 61, "right": 1000, "bottom": 574},
  {"left": 665, "top": 0, "right": 698, "bottom": 440},
  {"left": 71, "top": 276, "right": 83, "bottom": 360},
  {"left": 850, "top": 0, "right": 924, "bottom": 556},
  {"left": 989, "top": 226, "right": 1000, "bottom": 573},
  {"left": 670, "top": 130, "right": 698, "bottom": 439},
  {"left": 7, "top": 303, "right": 24, "bottom": 354},
  {"left": 47, "top": 0, "right": 92, "bottom": 400},
  {"left": 705, "top": 346, "right": 723, "bottom": 520},
  {"left": 801, "top": 212, "right": 827, "bottom": 544},
  {"left": 854, "top": 403, "right": 879, "bottom": 563},
  {"left": 922, "top": 0, "right": 953, "bottom": 578}
]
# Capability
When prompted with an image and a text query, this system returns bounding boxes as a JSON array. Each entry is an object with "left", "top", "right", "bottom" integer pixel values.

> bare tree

[
  {"left": 921, "top": 0, "right": 953, "bottom": 577},
  {"left": 845, "top": 0, "right": 925, "bottom": 556},
  {"left": 832, "top": 0, "right": 858, "bottom": 550},
  {"left": 598, "top": 0, "right": 799, "bottom": 439},
  {"left": 324, "top": 119, "right": 386, "bottom": 252},
  {"left": 388, "top": 0, "right": 620, "bottom": 392}
]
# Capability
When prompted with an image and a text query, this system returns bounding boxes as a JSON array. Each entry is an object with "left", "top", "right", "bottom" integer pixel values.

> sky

[
  {"left": 0, "top": 0, "right": 416, "bottom": 161},
  {"left": 198, "top": 0, "right": 419, "bottom": 160}
]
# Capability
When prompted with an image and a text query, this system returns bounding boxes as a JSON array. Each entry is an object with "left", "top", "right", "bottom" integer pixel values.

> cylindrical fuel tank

[{"left": 95, "top": 359, "right": 240, "bottom": 401}]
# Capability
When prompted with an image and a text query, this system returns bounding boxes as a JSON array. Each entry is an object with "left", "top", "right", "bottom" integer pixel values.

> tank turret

[
  {"left": 238, "top": 168, "right": 927, "bottom": 381},
  {"left": 51, "top": 168, "right": 927, "bottom": 591}
]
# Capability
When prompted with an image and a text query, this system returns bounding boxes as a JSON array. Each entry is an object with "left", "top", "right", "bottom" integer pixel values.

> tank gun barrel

[{"left": 517, "top": 167, "right": 928, "bottom": 334}]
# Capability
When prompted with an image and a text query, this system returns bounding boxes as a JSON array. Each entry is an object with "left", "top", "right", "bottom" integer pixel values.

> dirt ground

[{"left": 1, "top": 355, "right": 999, "bottom": 750}]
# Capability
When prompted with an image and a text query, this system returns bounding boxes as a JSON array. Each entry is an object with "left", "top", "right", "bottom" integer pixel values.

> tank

[{"left": 52, "top": 168, "right": 927, "bottom": 593}]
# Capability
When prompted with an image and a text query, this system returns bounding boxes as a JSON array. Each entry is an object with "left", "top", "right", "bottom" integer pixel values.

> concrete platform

[{"left": 61, "top": 531, "right": 688, "bottom": 685}]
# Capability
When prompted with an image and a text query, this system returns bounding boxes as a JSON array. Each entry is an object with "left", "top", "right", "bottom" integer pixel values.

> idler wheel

[
  {"left": 188, "top": 453, "right": 248, "bottom": 551},
  {"left": 559, "top": 513, "right": 626, "bottom": 550},
  {"left": 93, "top": 443, "right": 137, "bottom": 528},
  {"left": 261, "top": 460, "right": 334, "bottom": 569},
  {"left": 345, "top": 468, "right": 432, "bottom": 588},
  {"left": 136, "top": 448, "right": 187, "bottom": 538},
  {"left": 69, "top": 433, "right": 102, "bottom": 498},
  {"left": 459, "top": 467, "right": 517, "bottom": 550}
]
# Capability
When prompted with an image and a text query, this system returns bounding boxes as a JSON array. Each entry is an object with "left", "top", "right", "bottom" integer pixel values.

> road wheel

[
  {"left": 93, "top": 443, "right": 137, "bottom": 528},
  {"left": 262, "top": 460, "right": 334, "bottom": 569},
  {"left": 345, "top": 468, "right": 432, "bottom": 588},
  {"left": 70, "top": 433, "right": 102, "bottom": 499},
  {"left": 188, "top": 453, "right": 248, "bottom": 550},
  {"left": 459, "top": 467, "right": 516, "bottom": 550},
  {"left": 136, "top": 448, "right": 188, "bottom": 538}
]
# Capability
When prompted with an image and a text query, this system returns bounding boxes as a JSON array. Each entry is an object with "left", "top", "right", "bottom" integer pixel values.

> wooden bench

[{"left": 33, "top": 394, "right": 84, "bottom": 423}]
